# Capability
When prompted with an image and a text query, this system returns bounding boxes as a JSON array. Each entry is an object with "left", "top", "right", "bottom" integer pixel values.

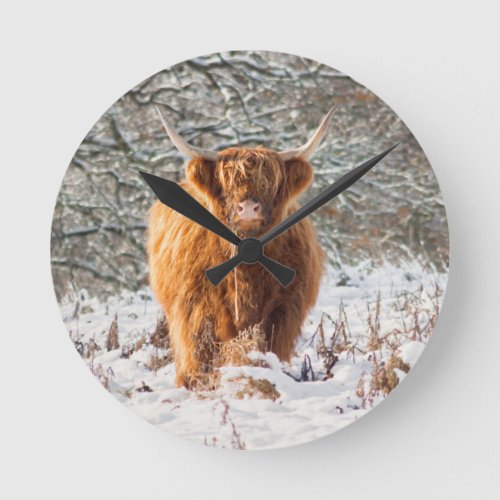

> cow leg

[
  {"left": 168, "top": 321, "right": 200, "bottom": 388},
  {"left": 264, "top": 302, "right": 305, "bottom": 362},
  {"left": 164, "top": 295, "right": 236, "bottom": 389},
  {"left": 168, "top": 310, "right": 217, "bottom": 389},
  {"left": 213, "top": 300, "right": 237, "bottom": 342}
]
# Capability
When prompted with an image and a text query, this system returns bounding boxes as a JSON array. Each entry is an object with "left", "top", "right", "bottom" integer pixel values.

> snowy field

[{"left": 60, "top": 262, "right": 446, "bottom": 450}]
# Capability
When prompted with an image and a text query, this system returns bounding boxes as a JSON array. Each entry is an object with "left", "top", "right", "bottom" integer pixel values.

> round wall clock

[{"left": 51, "top": 51, "right": 449, "bottom": 450}]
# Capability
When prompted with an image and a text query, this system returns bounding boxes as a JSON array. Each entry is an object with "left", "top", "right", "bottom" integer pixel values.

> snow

[{"left": 60, "top": 261, "right": 447, "bottom": 450}]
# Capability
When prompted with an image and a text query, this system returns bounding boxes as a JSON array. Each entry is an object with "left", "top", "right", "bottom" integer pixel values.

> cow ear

[
  {"left": 186, "top": 157, "right": 219, "bottom": 200},
  {"left": 284, "top": 158, "right": 313, "bottom": 200}
]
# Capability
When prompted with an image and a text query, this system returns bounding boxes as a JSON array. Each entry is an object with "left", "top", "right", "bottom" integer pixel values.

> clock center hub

[{"left": 238, "top": 238, "right": 263, "bottom": 264}]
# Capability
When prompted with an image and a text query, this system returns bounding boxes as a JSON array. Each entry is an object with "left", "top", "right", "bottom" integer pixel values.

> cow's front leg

[{"left": 168, "top": 309, "right": 218, "bottom": 389}]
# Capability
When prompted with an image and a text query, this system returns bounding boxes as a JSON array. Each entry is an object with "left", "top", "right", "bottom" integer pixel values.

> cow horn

[
  {"left": 278, "top": 106, "right": 337, "bottom": 161},
  {"left": 155, "top": 105, "right": 219, "bottom": 161}
]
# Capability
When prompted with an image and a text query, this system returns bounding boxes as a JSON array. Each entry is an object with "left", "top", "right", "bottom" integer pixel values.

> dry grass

[
  {"left": 73, "top": 336, "right": 101, "bottom": 359},
  {"left": 148, "top": 315, "right": 173, "bottom": 374},
  {"left": 214, "top": 397, "right": 246, "bottom": 450},
  {"left": 356, "top": 353, "right": 410, "bottom": 408},
  {"left": 121, "top": 336, "right": 147, "bottom": 358},
  {"left": 70, "top": 280, "right": 442, "bottom": 413},
  {"left": 233, "top": 377, "right": 280, "bottom": 401},
  {"left": 184, "top": 325, "right": 268, "bottom": 392},
  {"left": 315, "top": 301, "right": 354, "bottom": 379},
  {"left": 118, "top": 315, "right": 173, "bottom": 371},
  {"left": 366, "top": 291, "right": 382, "bottom": 351},
  {"left": 216, "top": 324, "right": 266, "bottom": 367},
  {"left": 353, "top": 282, "right": 441, "bottom": 407},
  {"left": 148, "top": 350, "right": 172, "bottom": 373},
  {"left": 150, "top": 315, "right": 169, "bottom": 349},
  {"left": 105, "top": 313, "right": 119, "bottom": 351},
  {"left": 89, "top": 361, "right": 114, "bottom": 390}
]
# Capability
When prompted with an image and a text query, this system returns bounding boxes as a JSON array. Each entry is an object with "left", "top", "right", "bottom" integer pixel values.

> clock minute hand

[
  {"left": 139, "top": 171, "right": 241, "bottom": 246},
  {"left": 260, "top": 144, "right": 399, "bottom": 246}
]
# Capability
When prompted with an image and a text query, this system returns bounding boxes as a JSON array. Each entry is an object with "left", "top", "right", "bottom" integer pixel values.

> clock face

[{"left": 51, "top": 50, "right": 449, "bottom": 450}]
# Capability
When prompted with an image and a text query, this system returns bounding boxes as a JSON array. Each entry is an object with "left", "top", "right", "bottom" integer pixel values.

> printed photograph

[{"left": 51, "top": 50, "right": 449, "bottom": 450}]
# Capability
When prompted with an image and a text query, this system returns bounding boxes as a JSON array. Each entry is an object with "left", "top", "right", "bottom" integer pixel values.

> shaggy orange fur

[{"left": 147, "top": 147, "right": 325, "bottom": 388}]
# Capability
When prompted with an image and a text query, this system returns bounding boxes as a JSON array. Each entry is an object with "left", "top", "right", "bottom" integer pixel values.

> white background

[{"left": 1, "top": 1, "right": 499, "bottom": 498}]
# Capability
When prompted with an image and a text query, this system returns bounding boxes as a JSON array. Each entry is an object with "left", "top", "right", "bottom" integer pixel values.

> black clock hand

[
  {"left": 139, "top": 171, "right": 241, "bottom": 246},
  {"left": 206, "top": 145, "right": 398, "bottom": 285},
  {"left": 261, "top": 144, "right": 398, "bottom": 245},
  {"left": 139, "top": 171, "right": 296, "bottom": 286},
  {"left": 204, "top": 255, "right": 242, "bottom": 285},
  {"left": 205, "top": 251, "right": 296, "bottom": 287}
]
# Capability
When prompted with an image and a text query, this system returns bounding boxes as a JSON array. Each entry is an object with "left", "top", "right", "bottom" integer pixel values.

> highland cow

[{"left": 147, "top": 107, "right": 335, "bottom": 388}]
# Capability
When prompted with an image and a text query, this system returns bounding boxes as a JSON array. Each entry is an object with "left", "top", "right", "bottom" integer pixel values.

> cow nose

[{"left": 237, "top": 199, "right": 263, "bottom": 220}]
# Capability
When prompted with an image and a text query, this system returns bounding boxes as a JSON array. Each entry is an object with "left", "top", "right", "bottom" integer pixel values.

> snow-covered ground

[{"left": 60, "top": 262, "right": 447, "bottom": 450}]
